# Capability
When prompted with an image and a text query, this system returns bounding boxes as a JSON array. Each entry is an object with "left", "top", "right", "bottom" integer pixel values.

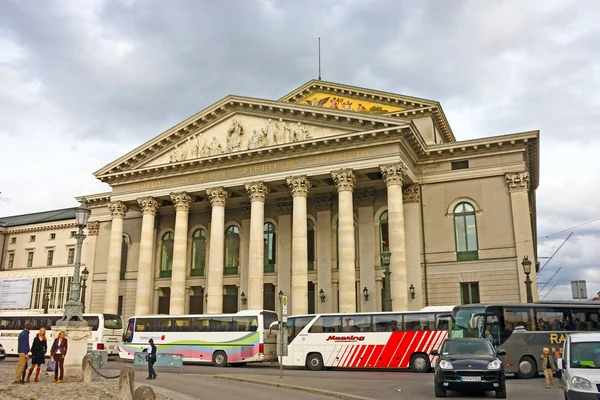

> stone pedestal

[{"left": 52, "top": 323, "right": 92, "bottom": 379}]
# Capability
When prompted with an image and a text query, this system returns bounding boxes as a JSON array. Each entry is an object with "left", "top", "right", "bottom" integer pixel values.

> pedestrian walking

[
  {"left": 13, "top": 323, "right": 31, "bottom": 384},
  {"left": 26, "top": 327, "right": 48, "bottom": 383},
  {"left": 147, "top": 338, "right": 157, "bottom": 380},
  {"left": 540, "top": 347, "right": 556, "bottom": 388},
  {"left": 554, "top": 350, "right": 564, "bottom": 388},
  {"left": 50, "top": 331, "right": 68, "bottom": 383}
]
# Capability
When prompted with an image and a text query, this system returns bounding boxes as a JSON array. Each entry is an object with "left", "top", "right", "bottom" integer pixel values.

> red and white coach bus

[{"left": 274, "top": 306, "right": 454, "bottom": 372}]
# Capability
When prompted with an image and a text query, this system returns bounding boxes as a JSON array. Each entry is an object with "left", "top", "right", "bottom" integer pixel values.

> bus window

[
  {"left": 572, "top": 309, "right": 599, "bottom": 331},
  {"left": 405, "top": 313, "right": 435, "bottom": 331},
  {"left": 172, "top": 318, "right": 191, "bottom": 332},
  {"left": 309, "top": 316, "right": 341, "bottom": 333},
  {"left": 373, "top": 314, "right": 402, "bottom": 332},
  {"left": 123, "top": 318, "right": 134, "bottom": 343},
  {"left": 155, "top": 318, "right": 173, "bottom": 332},
  {"left": 535, "top": 308, "right": 569, "bottom": 331},
  {"left": 83, "top": 316, "right": 100, "bottom": 331},
  {"left": 342, "top": 315, "right": 371, "bottom": 332},
  {"left": 232, "top": 317, "right": 251, "bottom": 331},
  {"left": 136, "top": 318, "right": 153, "bottom": 332},
  {"left": 263, "top": 311, "right": 278, "bottom": 330},
  {"left": 104, "top": 314, "right": 123, "bottom": 330},
  {"left": 288, "top": 316, "right": 313, "bottom": 343},
  {"left": 192, "top": 317, "right": 210, "bottom": 332},
  {"left": 211, "top": 317, "right": 233, "bottom": 332}
]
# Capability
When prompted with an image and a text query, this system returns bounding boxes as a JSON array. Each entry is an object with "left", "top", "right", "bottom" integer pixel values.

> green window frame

[
  {"left": 307, "top": 219, "right": 315, "bottom": 271},
  {"left": 46, "top": 250, "right": 54, "bottom": 266},
  {"left": 8, "top": 253, "right": 14, "bottom": 268},
  {"left": 379, "top": 210, "right": 389, "bottom": 265},
  {"left": 120, "top": 235, "right": 129, "bottom": 280},
  {"left": 67, "top": 248, "right": 75, "bottom": 264},
  {"left": 191, "top": 229, "right": 207, "bottom": 276},
  {"left": 27, "top": 251, "right": 34, "bottom": 267},
  {"left": 224, "top": 225, "right": 240, "bottom": 275},
  {"left": 460, "top": 282, "right": 480, "bottom": 304},
  {"left": 453, "top": 202, "right": 479, "bottom": 261},
  {"left": 160, "top": 232, "right": 174, "bottom": 278},
  {"left": 264, "top": 222, "right": 276, "bottom": 273}
]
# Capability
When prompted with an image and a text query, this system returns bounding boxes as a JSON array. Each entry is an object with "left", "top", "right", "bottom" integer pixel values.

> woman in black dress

[{"left": 26, "top": 327, "right": 47, "bottom": 382}]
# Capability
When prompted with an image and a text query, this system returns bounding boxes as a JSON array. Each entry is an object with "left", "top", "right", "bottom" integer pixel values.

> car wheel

[
  {"left": 306, "top": 353, "right": 324, "bottom": 371},
  {"left": 411, "top": 353, "right": 431, "bottom": 373},
  {"left": 434, "top": 386, "right": 446, "bottom": 397},
  {"left": 212, "top": 351, "right": 228, "bottom": 367},
  {"left": 516, "top": 356, "right": 537, "bottom": 379}
]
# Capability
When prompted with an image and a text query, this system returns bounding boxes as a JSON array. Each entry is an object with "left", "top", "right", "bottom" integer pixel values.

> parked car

[
  {"left": 559, "top": 332, "right": 600, "bottom": 400},
  {"left": 0, "top": 343, "right": 5, "bottom": 360},
  {"left": 431, "top": 338, "right": 506, "bottom": 398}
]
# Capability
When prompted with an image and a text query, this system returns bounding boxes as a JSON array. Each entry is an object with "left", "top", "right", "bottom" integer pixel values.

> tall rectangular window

[
  {"left": 47, "top": 250, "right": 54, "bottom": 266},
  {"left": 67, "top": 248, "right": 75, "bottom": 264},
  {"left": 27, "top": 252, "right": 34, "bottom": 267},
  {"left": 8, "top": 253, "right": 14, "bottom": 268},
  {"left": 460, "top": 282, "right": 480, "bottom": 304}
]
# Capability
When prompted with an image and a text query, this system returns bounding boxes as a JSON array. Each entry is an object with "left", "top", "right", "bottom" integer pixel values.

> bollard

[
  {"left": 119, "top": 366, "right": 135, "bottom": 400},
  {"left": 133, "top": 385, "right": 156, "bottom": 400},
  {"left": 82, "top": 355, "right": 93, "bottom": 383}
]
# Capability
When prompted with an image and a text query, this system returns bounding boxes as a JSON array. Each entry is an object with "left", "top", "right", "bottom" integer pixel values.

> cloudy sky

[{"left": 1, "top": 0, "right": 599, "bottom": 300}]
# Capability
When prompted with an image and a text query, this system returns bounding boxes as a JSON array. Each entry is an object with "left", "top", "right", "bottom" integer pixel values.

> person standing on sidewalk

[
  {"left": 540, "top": 347, "right": 556, "bottom": 388},
  {"left": 147, "top": 338, "right": 157, "bottom": 380},
  {"left": 26, "top": 327, "right": 48, "bottom": 383},
  {"left": 50, "top": 331, "right": 68, "bottom": 383},
  {"left": 554, "top": 350, "right": 564, "bottom": 388},
  {"left": 13, "top": 323, "right": 31, "bottom": 384}
]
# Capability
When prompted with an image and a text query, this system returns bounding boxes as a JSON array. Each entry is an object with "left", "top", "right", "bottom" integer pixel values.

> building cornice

[{"left": 5, "top": 222, "right": 77, "bottom": 235}]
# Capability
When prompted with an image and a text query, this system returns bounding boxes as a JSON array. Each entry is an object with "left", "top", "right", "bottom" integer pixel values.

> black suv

[{"left": 431, "top": 338, "right": 506, "bottom": 398}]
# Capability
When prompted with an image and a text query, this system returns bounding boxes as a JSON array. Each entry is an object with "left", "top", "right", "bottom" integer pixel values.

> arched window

[
  {"left": 264, "top": 222, "right": 276, "bottom": 273},
  {"left": 120, "top": 235, "right": 129, "bottom": 280},
  {"left": 336, "top": 218, "right": 358, "bottom": 269},
  {"left": 191, "top": 229, "right": 207, "bottom": 276},
  {"left": 454, "top": 202, "right": 479, "bottom": 261},
  {"left": 160, "top": 232, "right": 174, "bottom": 278},
  {"left": 224, "top": 226, "right": 240, "bottom": 275},
  {"left": 379, "top": 211, "right": 389, "bottom": 265},
  {"left": 307, "top": 219, "right": 315, "bottom": 271}
]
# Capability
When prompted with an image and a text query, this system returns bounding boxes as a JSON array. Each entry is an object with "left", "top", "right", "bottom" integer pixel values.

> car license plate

[{"left": 460, "top": 376, "right": 482, "bottom": 382}]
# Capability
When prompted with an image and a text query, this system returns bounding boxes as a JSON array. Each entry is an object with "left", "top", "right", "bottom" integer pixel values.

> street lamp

[
  {"left": 240, "top": 292, "right": 247, "bottom": 305},
  {"left": 521, "top": 256, "right": 533, "bottom": 303},
  {"left": 363, "top": 287, "right": 369, "bottom": 301},
  {"left": 58, "top": 198, "right": 90, "bottom": 324},
  {"left": 409, "top": 284, "right": 416, "bottom": 300},
  {"left": 80, "top": 267, "right": 89, "bottom": 313},
  {"left": 42, "top": 285, "right": 53, "bottom": 314},
  {"left": 381, "top": 251, "right": 392, "bottom": 311},
  {"left": 319, "top": 289, "right": 326, "bottom": 303}
]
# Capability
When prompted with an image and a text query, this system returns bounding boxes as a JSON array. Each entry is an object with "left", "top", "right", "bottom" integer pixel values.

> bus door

[{"left": 473, "top": 312, "right": 501, "bottom": 347}]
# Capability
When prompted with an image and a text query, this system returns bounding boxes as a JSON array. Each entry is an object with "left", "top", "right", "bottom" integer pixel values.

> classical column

[
  {"left": 316, "top": 194, "right": 333, "bottom": 313},
  {"left": 506, "top": 172, "right": 538, "bottom": 302},
  {"left": 239, "top": 206, "right": 251, "bottom": 311},
  {"left": 84, "top": 220, "right": 100, "bottom": 313},
  {"left": 403, "top": 185, "right": 422, "bottom": 310},
  {"left": 206, "top": 187, "right": 229, "bottom": 314},
  {"left": 380, "top": 163, "right": 409, "bottom": 311},
  {"left": 276, "top": 199, "right": 293, "bottom": 315},
  {"left": 135, "top": 197, "right": 160, "bottom": 315},
  {"left": 332, "top": 168, "right": 357, "bottom": 313},
  {"left": 357, "top": 189, "right": 376, "bottom": 312},
  {"left": 169, "top": 192, "right": 192, "bottom": 315},
  {"left": 104, "top": 201, "right": 128, "bottom": 314},
  {"left": 286, "top": 176, "right": 311, "bottom": 316},
  {"left": 245, "top": 182, "right": 269, "bottom": 310}
]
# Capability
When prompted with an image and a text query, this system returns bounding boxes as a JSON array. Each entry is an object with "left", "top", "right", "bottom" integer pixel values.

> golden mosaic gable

[{"left": 297, "top": 91, "right": 405, "bottom": 114}]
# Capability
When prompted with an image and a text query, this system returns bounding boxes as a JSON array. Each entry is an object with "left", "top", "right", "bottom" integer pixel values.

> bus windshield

[
  {"left": 451, "top": 306, "right": 486, "bottom": 338},
  {"left": 103, "top": 314, "right": 123, "bottom": 330}
]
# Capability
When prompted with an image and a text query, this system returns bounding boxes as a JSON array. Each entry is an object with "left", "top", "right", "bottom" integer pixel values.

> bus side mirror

[
  {"left": 496, "top": 349, "right": 506, "bottom": 356},
  {"left": 431, "top": 350, "right": 439, "bottom": 356},
  {"left": 269, "top": 321, "right": 280, "bottom": 335}
]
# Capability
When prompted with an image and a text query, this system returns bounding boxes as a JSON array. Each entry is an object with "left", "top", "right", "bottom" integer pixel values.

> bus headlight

[
  {"left": 571, "top": 376, "right": 593, "bottom": 391},
  {"left": 439, "top": 360, "right": 454, "bottom": 370},
  {"left": 487, "top": 360, "right": 502, "bottom": 370}
]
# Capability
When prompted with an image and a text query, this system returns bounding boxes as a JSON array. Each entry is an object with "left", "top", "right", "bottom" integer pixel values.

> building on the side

[
  {"left": 0, "top": 208, "right": 94, "bottom": 312},
  {"left": 1, "top": 80, "right": 541, "bottom": 321}
]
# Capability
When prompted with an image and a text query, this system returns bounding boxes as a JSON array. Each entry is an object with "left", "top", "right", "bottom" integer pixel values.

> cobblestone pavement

[{"left": 0, "top": 363, "right": 170, "bottom": 400}]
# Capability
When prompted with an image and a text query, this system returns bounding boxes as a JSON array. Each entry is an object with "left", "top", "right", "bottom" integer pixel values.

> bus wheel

[
  {"left": 212, "top": 351, "right": 228, "bottom": 367},
  {"left": 306, "top": 353, "right": 324, "bottom": 371},
  {"left": 516, "top": 356, "right": 537, "bottom": 379},
  {"left": 411, "top": 354, "right": 431, "bottom": 373}
]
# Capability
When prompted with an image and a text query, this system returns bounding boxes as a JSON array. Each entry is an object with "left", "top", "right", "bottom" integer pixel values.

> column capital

[
  {"left": 170, "top": 192, "right": 193, "bottom": 212},
  {"left": 87, "top": 220, "right": 100, "bottom": 236},
  {"left": 108, "top": 201, "right": 128, "bottom": 218},
  {"left": 277, "top": 199, "right": 293, "bottom": 214},
  {"left": 286, "top": 175, "right": 311, "bottom": 197},
  {"left": 245, "top": 181, "right": 269, "bottom": 202},
  {"left": 402, "top": 184, "right": 420, "bottom": 203},
  {"left": 356, "top": 189, "right": 375, "bottom": 207},
  {"left": 316, "top": 194, "right": 334, "bottom": 212},
  {"left": 380, "top": 162, "right": 406, "bottom": 186},
  {"left": 138, "top": 197, "right": 160, "bottom": 215},
  {"left": 332, "top": 168, "right": 356, "bottom": 192},
  {"left": 506, "top": 172, "right": 529, "bottom": 192},
  {"left": 206, "top": 187, "right": 229, "bottom": 207}
]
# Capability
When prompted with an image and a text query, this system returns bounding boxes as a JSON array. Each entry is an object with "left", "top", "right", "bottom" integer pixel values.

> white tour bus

[
  {"left": 272, "top": 306, "right": 454, "bottom": 372},
  {"left": 0, "top": 312, "right": 124, "bottom": 355},
  {"left": 120, "top": 310, "right": 278, "bottom": 366}
]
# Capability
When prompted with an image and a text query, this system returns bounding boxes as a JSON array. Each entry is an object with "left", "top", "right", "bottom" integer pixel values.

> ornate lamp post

[
  {"left": 42, "top": 285, "right": 53, "bottom": 314},
  {"left": 521, "top": 256, "right": 533, "bottom": 303},
  {"left": 58, "top": 198, "right": 91, "bottom": 324},
  {"left": 381, "top": 251, "right": 392, "bottom": 311},
  {"left": 80, "top": 267, "right": 89, "bottom": 313}
]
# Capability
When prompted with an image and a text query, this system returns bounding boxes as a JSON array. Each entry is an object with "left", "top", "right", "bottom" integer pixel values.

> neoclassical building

[{"left": 3, "top": 80, "right": 541, "bottom": 320}]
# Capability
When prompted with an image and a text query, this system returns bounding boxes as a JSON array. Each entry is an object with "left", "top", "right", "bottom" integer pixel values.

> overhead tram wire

[
  {"left": 537, "top": 232, "right": 573, "bottom": 275},
  {"left": 537, "top": 266, "right": 562, "bottom": 294},
  {"left": 543, "top": 217, "right": 600, "bottom": 239},
  {"left": 541, "top": 284, "right": 558, "bottom": 300}
]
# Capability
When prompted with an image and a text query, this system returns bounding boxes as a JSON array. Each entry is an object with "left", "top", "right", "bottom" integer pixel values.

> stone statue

[
  {"left": 227, "top": 119, "right": 244, "bottom": 152},
  {"left": 207, "top": 136, "right": 223, "bottom": 156},
  {"left": 292, "top": 122, "right": 311, "bottom": 142},
  {"left": 188, "top": 136, "right": 198, "bottom": 159},
  {"left": 169, "top": 145, "right": 185, "bottom": 163},
  {"left": 276, "top": 118, "right": 291, "bottom": 144},
  {"left": 261, "top": 118, "right": 277, "bottom": 146},
  {"left": 248, "top": 129, "right": 267, "bottom": 149}
]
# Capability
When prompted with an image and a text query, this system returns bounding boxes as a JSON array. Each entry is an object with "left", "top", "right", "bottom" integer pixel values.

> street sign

[
  {"left": 571, "top": 280, "right": 587, "bottom": 300},
  {"left": 282, "top": 295, "right": 288, "bottom": 322}
]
